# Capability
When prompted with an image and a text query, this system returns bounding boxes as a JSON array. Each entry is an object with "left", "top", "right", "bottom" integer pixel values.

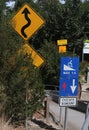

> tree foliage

[
  {"left": 40, "top": 41, "right": 60, "bottom": 86},
  {"left": 5, "top": 54, "right": 44, "bottom": 122},
  {"left": 0, "top": 0, "right": 44, "bottom": 123},
  {"left": 29, "top": 0, "right": 89, "bottom": 56}
]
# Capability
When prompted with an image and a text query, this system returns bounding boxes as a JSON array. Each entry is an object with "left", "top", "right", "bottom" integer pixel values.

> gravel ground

[{"left": 15, "top": 110, "right": 62, "bottom": 130}]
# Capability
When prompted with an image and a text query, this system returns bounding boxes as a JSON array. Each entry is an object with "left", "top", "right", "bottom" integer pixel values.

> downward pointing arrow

[{"left": 70, "top": 79, "right": 77, "bottom": 94}]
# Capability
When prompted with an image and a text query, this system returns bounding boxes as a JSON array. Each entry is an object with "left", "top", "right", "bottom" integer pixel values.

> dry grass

[{"left": 0, "top": 116, "right": 15, "bottom": 130}]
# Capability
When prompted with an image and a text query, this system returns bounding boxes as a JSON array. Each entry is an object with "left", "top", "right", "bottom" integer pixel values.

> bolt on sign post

[{"left": 57, "top": 39, "right": 67, "bottom": 53}]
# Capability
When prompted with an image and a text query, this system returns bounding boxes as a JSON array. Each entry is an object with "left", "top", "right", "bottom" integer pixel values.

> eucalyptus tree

[
  {"left": 80, "top": 1, "right": 89, "bottom": 38},
  {"left": 40, "top": 40, "right": 60, "bottom": 86},
  {"left": 30, "top": 0, "right": 62, "bottom": 49}
]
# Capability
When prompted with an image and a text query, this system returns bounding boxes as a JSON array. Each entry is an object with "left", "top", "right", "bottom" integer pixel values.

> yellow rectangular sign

[
  {"left": 59, "top": 46, "right": 66, "bottom": 53},
  {"left": 57, "top": 39, "right": 67, "bottom": 45},
  {"left": 21, "top": 44, "right": 45, "bottom": 67}
]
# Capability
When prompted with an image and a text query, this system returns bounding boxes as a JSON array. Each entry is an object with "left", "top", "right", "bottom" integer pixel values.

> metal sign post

[
  {"left": 59, "top": 107, "right": 62, "bottom": 124},
  {"left": 64, "top": 107, "right": 68, "bottom": 130}
]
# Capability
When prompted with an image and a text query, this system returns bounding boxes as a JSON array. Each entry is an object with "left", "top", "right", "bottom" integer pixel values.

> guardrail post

[
  {"left": 85, "top": 103, "right": 89, "bottom": 119},
  {"left": 82, "top": 102, "right": 89, "bottom": 130},
  {"left": 64, "top": 107, "right": 68, "bottom": 130},
  {"left": 44, "top": 95, "right": 50, "bottom": 123},
  {"left": 46, "top": 95, "right": 50, "bottom": 123}
]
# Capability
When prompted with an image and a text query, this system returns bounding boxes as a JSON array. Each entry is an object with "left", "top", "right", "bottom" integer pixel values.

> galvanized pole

[
  {"left": 64, "top": 107, "right": 68, "bottom": 130},
  {"left": 58, "top": 97, "right": 62, "bottom": 127},
  {"left": 59, "top": 107, "right": 62, "bottom": 124}
]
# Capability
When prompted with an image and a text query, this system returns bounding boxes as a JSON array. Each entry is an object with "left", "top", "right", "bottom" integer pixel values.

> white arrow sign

[{"left": 70, "top": 79, "right": 77, "bottom": 94}]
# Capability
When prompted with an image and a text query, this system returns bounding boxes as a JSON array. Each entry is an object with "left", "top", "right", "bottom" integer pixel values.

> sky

[
  {"left": 6, "top": 0, "right": 87, "bottom": 8},
  {"left": 6, "top": 0, "right": 66, "bottom": 8},
  {"left": 59, "top": 0, "right": 65, "bottom": 4}
]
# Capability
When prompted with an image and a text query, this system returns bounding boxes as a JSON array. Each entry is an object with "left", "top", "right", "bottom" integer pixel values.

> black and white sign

[{"left": 59, "top": 97, "right": 77, "bottom": 107}]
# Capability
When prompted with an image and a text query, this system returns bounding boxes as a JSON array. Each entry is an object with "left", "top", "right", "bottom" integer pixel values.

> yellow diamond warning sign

[
  {"left": 20, "top": 43, "right": 45, "bottom": 67},
  {"left": 10, "top": 3, "right": 45, "bottom": 40}
]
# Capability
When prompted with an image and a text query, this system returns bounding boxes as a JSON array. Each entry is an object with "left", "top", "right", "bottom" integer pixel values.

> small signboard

[
  {"left": 59, "top": 97, "right": 77, "bottom": 107},
  {"left": 60, "top": 57, "right": 79, "bottom": 77},
  {"left": 83, "top": 42, "right": 89, "bottom": 54},
  {"left": 59, "top": 46, "right": 66, "bottom": 53},
  {"left": 57, "top": 39, "right": 67, "bottom": 45}
]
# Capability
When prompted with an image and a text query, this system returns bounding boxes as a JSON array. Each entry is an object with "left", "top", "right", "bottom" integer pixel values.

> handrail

[{"left": 82, "top": 103, "right": 89, "bottom": 130}]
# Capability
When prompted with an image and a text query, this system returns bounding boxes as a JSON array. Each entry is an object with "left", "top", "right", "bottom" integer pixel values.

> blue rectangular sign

[
  {"left": 59, "top": 57, "right": 79, "bottom": 97},
  {"left": 60, "top": 57, "right": 79, "bottom": 78},
  {"left": 59, "top": 77, "right": 78, "bottom": 96}
]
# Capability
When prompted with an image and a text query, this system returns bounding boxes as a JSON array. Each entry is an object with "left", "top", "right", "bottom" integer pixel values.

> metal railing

[{"left": 44, "top": 84, "right": 89, "bottom": 130}]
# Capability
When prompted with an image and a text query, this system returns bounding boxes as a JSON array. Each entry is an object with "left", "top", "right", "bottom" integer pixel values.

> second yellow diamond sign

[{"left": 10, "top": 3, "right": 45, "bottom": 40}]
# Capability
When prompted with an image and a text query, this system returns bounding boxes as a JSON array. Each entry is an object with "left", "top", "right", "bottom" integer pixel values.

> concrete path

[{"left": 49, "top": 101, "right": 85, "bottom": 130}]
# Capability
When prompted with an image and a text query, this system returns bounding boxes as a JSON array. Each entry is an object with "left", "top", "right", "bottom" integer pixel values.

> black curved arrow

[{"left": 21, "top": 8, "right": 31, "bottom": 38}]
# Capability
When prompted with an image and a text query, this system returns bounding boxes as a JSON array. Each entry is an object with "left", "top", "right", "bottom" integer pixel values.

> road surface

[{"left": 49, "top": 101, "right": 85, "bottom": 130}]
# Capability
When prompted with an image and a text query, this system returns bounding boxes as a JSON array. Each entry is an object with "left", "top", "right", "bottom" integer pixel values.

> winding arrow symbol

[{"left": 21, "top": 8, "right": 31, "bottom": 38}]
